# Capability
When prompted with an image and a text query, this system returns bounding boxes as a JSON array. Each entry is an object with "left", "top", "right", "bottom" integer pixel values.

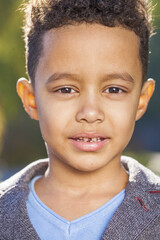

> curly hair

[{"left": 22, "top": 0, "right": 153, "bottom": 84}]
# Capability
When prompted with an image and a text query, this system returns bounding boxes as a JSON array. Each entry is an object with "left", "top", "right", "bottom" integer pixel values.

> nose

[{"left": 76, "top": 94, "right": 105, "bottom": 124}]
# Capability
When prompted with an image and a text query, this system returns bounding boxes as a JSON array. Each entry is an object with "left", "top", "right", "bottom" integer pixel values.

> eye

[
  {"left": 105, "top": 87, "right": 125, "bottom": 94},
  {"left": 55, "top": 87, "right": 76, "bottom": 94}
]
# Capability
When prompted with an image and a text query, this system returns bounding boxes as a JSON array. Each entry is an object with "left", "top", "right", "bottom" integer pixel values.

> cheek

[
  {"left": 36, "top": 98, "right": 74, "bottom": 141},
  {"left": 110, "top": 99, "right": 138, "bottom": 137}
]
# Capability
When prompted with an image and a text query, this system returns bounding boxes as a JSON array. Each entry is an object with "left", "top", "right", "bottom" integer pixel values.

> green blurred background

[{"left": 0, "top": 0, "right": 160, "bottom": 180}]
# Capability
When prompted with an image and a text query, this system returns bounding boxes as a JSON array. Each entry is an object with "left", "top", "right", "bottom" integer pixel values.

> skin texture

[{"left": 17, "top": 24, "right": 155, "bottom": 221}]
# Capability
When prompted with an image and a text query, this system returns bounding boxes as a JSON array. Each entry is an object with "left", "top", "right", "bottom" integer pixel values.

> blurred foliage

[
  {"left": 0, "top": 106, "right": 5, "bottom": 153},
  {"left": 127, "top": 0, "right": 160, "bottom": 153},
  {"left": 0, "top": 0, "right": 48, "bottom": 165},
  {"left": 147, "top": 0, "right": 160, "bottom": 114},
  {"left": 0, "top": 0, "right": 25, "bottom": 118},
  {"left": 0, "top": 0, "right": 160, "bottom": 167}
]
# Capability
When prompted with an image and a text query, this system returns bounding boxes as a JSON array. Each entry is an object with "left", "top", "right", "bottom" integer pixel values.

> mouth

[
  {"left": 71, "top": 137, "right": 106, "bottom": 143},
  {"left": 69, "top": 134, "right": 109, "bottom": 152}
]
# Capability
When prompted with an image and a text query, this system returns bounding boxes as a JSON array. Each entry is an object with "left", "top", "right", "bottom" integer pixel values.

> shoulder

[
  {"left": 0, "top": 159, "right": 48, "bottom": 239},
  {"left": 0, "top": 158, "right": 48, "bottom": 206},
  {"left": 102, "top": 156, "right": 160, "bottom": 239},
  {"left": 121, "top": 156, "right": 160, "bottom": 188},
  {"left": 122, "top": 156, "right": 160, "bottom": 213},
  {"left": 0, "top": 158, "right": 48, "bottom": 194}
]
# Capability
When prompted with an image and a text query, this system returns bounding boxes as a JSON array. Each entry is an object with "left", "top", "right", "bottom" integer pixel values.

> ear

[
  {"left": 136, "top": 78, "right": 155, "bottom": 121},
  {"left": 16, "top": 78, "right": 39, "bottom": 120}
]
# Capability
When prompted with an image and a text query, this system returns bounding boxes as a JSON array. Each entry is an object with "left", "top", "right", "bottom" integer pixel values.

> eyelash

[
  {"left": 104, "top": 87, "right": 126, "bottom": 94},
  {"left": 54, "top": 86, "right": 126, "bottom": 94},
  {"left": 54, "top": 87, "right": 77, "bottom": 94}
]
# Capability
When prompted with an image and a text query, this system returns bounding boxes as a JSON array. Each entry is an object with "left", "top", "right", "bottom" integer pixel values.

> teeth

[
  {"left": 76, "top": 137, "right": 103, "bottom": 142},
  {"left": 84, "top": 138, "right": 89, "bottom": 142}
]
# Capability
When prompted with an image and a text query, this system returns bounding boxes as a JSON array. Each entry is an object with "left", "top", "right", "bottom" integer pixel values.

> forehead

[
  {"left": 42, "top": 23, "right": 140, "bottom": 54},
  {"left": 35, "top": 23, "right": 142, "bottom": 84}
]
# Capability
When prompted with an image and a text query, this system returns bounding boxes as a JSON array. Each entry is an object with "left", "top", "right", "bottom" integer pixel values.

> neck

[{"left": 36, "top": 156, "right": 129, "bottom": 197}]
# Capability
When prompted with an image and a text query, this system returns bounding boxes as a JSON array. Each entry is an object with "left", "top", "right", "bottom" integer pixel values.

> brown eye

[
  {"left": 56, "top": 87, "right": 76, "bottom": 94},
  {"left": 105, "top": 87, "right": 124, "bottom": 94}
]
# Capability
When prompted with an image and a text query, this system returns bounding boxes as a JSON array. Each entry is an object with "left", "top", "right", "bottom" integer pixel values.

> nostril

[{"left": 76, "top": 107, "right": 105, "bottom": 123}]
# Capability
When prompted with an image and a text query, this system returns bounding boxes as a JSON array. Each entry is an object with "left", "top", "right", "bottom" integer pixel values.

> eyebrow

[
  {"left": 46, "top": 73, "right": 81, "bottom": 84},
  {"left": 46, "top": 72, "right": 134, "bottom": 84},
  {"left": 102, "top": 72, "right": 134, "bottom": 83}
]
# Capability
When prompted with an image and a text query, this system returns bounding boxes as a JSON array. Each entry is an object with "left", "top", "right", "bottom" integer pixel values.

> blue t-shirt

[{"left": 26, "top": 176, "right": 125, "bottom": 240}]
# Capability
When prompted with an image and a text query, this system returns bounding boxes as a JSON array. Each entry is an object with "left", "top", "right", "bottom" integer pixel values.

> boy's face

[{"left": 18, "top": 24, "right": 154, "bottom": 172}]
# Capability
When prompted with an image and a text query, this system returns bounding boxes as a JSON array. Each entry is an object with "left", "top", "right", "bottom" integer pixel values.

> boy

[{"left": 0, "top": 0, "right": 160, "bottom": 239}]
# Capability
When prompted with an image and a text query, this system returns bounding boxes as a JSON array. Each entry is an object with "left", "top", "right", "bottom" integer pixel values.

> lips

[{"left": 69, "top": 133, "right": 110, "bottom": 152}]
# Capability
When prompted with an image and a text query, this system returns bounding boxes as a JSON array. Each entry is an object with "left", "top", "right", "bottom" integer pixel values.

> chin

[{"left": 71, "top": 161, "right": 106, "bottom": 173}]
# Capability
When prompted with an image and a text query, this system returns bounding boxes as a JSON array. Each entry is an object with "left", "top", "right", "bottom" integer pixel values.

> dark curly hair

[{"left": 22, "top": 0, "right": 153, "bottom": 84}]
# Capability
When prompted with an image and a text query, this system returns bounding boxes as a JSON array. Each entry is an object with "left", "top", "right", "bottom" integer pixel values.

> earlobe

[
  {"left": 16, "top": 78, "right": 39, "bottom": 120},
  {"left": 136, "top": 78, "right": 155, "bottom": 121}
]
